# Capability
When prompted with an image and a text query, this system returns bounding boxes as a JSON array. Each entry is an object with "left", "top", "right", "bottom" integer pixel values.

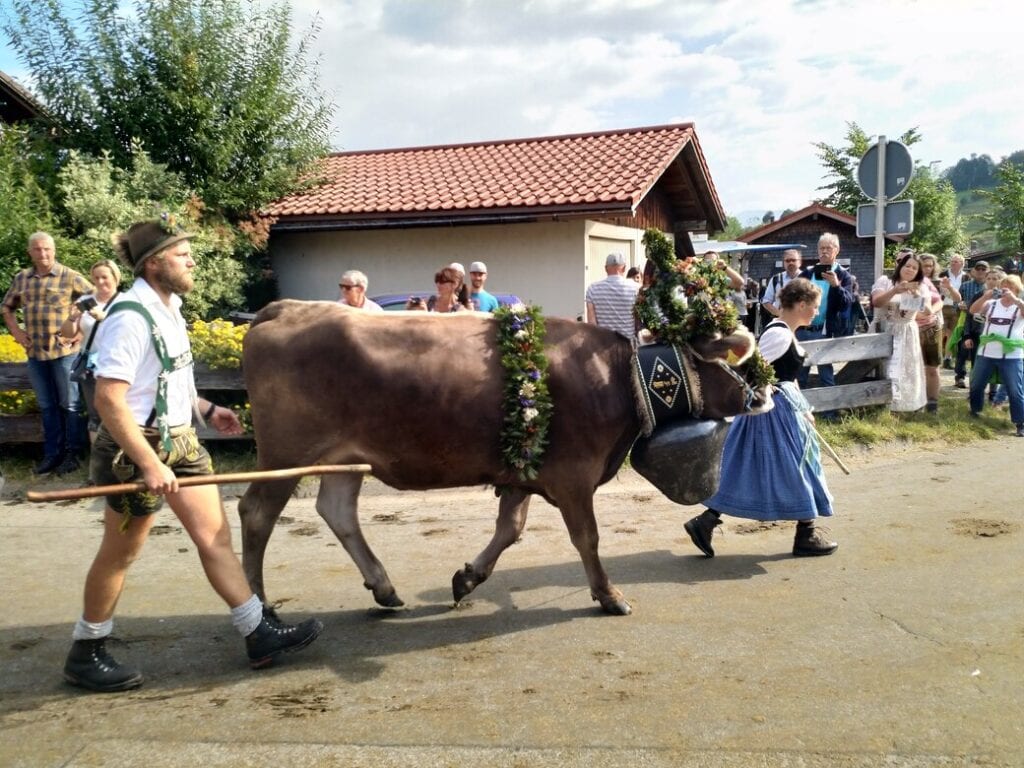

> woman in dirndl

[{"left": 683, "top": 278, "right": 838, "bottom": 558}]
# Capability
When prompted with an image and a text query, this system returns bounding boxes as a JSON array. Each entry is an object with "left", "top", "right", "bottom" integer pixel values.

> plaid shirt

[
  {"left": 2, "top": 263, "right": 93, "bottom": 361},
  {"left": 958, "top": 278, "right": 988, "bottom": 340},
  {"left": 959, "top": 278, "right": 986, "bottom": 308}
]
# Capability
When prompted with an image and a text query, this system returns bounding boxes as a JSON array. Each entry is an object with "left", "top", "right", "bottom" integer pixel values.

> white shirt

[
  {"left": 943, "top": 268, "right": 965, "bottom": 305},
  {"left": 978, "top": 299, "right": 1024, "bottom": 360},
  {"left": 761, "top": 271, "right": 798, "bottom": 310},
  {"left": 93, "top": 278, "right": 196, "bottom": 427},
  {"left": 339, "top": 297, "right": 383, "bottom": 311}
]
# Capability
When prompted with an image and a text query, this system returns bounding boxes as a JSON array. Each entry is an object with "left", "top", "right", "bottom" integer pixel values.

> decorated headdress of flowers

[{"left": 635, "top": 228, "right": 775, "bottom": 388}]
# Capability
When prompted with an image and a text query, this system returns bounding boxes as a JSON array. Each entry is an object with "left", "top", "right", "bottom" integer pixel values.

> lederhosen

[{"left": 90, "top": 302, "right": 212, "bottom": 528}]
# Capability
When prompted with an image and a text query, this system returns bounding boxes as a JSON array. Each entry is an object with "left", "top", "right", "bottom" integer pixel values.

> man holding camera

[
  {"left": 797, "top": 232, "right": 856, "bottom": 390},
  {"left": 2, "top": 232, "right": 93, "bottom": 475}
]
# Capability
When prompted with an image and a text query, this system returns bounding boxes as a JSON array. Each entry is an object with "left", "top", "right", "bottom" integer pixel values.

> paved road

[{"left": 1, "top": 436, "right": 1022, "bottom": 767}]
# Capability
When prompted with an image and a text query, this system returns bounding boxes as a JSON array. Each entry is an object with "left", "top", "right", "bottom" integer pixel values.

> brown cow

[{"left": 237, "top": 300, "right": 766, "bottom": 615}]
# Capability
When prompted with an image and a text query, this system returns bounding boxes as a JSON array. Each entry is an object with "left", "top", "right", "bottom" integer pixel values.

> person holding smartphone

[
  {"left": 796, "top": 232, "right": 857, "bottom": 393},
  {"left": 58, "top": 259, "right": 123, "bottom": 455}
]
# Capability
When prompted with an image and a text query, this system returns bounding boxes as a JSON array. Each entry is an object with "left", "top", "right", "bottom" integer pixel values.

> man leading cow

[{"left": 62, "top": 219, "right": 322, "bottom": 693}]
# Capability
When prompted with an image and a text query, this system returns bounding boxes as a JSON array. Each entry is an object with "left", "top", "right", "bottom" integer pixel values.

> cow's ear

[
  {"left": 720, "top": 329, "right": 755, "bottom": 367},
  {"left": 692, "top": 328, "right": 755, "bottom": 367}
]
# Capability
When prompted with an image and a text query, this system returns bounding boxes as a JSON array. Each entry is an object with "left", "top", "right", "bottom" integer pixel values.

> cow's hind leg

[
  {"left": 238, "top": 477, "right": 300, "bottom": 604},
  {"left": 452, "top": 488, "right": 532, "bottom": 604},
  {"left": 558, "top": 493, "right": 631, "bottom": 616},
  {"left": 316, "top": 473, "right": 403, "bottom": 608}
]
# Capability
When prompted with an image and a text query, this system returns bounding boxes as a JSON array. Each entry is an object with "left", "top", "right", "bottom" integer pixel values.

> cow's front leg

[
  {"left": 317, "top": 474, "right": 403, "bottom": 608},
  {"left": 452, "top": 488, "right": 531, "bottom": 604},
  {"left": 238, "top": 477, "right": 300, "bottom": 603},
  {"left": 557, "top": 493, "right": 631, "bottom": 616}
]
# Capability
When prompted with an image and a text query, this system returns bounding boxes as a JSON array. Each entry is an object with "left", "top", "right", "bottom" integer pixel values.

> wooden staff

[
  {"left": 25, "top": 464, "right": 372, "bottom": 503},
  {"left": 809, "top": 425, "right": 851, "bottom": 475}
]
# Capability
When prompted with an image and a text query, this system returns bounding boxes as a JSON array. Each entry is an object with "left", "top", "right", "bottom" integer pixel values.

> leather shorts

[{"left": 90, "top": 425, "right": 213, "bottom": 518}]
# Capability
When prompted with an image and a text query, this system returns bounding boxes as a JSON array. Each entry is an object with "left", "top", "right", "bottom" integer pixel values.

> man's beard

[{"left": 153, "top": 261, "right": 195, "bottom": 295}]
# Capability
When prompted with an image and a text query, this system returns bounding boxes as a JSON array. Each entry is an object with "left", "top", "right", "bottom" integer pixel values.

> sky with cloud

[{"left": 3, "top": 0, "right": 1021, "bottom": 224}]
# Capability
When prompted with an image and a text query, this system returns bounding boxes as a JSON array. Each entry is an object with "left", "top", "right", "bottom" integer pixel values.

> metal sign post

[
  {"left": 855, "top": 137, "right": 914, "bottom": 275},
  {"left": 874, "top": 135, "right": 887, "bottom": 280}
]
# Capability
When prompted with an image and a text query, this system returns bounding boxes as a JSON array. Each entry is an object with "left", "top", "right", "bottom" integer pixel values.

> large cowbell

[{"left": 630, "top": 418, "right": 730, "bottom": 505}]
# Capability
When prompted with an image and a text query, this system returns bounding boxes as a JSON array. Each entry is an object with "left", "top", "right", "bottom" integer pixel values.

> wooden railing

[
  {"left": 800, "top": 332, "right": 894, "bottom": 411},
  {"left": 0, "top": 363, "right": 245, "bottom": 444},
  {"left": 0, "top": 333, "right": 895, "bottom": 444}
]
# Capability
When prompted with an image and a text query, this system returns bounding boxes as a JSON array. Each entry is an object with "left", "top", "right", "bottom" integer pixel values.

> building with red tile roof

[{"left": 266, "top": 123, "right": 726, "bottom": 318}]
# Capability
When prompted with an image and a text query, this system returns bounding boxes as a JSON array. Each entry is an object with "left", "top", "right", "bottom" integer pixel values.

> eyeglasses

[
  {"left": 436, "top": 279, "right": 454, "bottom": 284},
  {"left": 339, "top": 283, "right": 358, "bottom": 290}
]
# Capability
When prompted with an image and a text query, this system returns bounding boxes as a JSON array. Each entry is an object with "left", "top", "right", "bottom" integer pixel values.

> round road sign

[{"left": 857, "top": 140, "right": 914, "bottom": 201}]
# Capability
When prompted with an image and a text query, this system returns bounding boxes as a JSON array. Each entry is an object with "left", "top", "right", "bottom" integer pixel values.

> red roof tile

[{"left": 265, "top": 123, "right": 723, "bottom": 226}]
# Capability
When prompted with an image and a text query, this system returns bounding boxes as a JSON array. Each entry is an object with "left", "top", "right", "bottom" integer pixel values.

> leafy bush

[{"left": 0, "top": 127, "right": 59, "bottom": 291}]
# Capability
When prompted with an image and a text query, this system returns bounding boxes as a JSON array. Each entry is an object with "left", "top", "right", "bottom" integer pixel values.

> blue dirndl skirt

[{"left": 702, "top": 381, "right": 833, "bottom": 521}]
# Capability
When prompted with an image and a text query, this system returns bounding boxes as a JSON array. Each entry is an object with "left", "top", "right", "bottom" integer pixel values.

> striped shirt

[
  {"left": 2, "top": 263, "right": 93, "bottom": 361},
  {"left": 585, "top": 275, "right": 640, "bottom": 338}
]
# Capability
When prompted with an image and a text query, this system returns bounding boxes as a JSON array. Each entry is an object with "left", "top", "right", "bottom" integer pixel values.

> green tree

[
  {"left": 978, "top": 163, "right": 1024, "bottom": 253},
  {"left": 945, "top": 154, "right": 996, "bottom": 192},
  {"left": 0, "top": 126, "right": 58, "bottom": 290},
  {"left": 813, "top": 123, "right": 966, "bottom": 258},
  {"left": 1, "top": 0, "right": 332, "bottom": 218},
  {"left": 813, "top": 122, "right": 922, "bottom": 215},
  {"left": 1001, "top": 150, "right": 1024, "bottom": 171},
  {"left": 55, "top": 144, "right": 246, "bottom": 319},
  {"left": 717, "top": 215, "right": 746, "bottom": 240},
  {"left": 900, "top": 166, "right": 967, "bottom": 257}
]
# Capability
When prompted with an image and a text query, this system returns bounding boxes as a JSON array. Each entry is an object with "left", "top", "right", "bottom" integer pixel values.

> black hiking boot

[
  {"left": 683, "top": 509, "right": 722, "bottom": 558},
  {"left": 33, "top": 454, "right": 63, "bottom": 476},
  {"left": 246, "top": 608, "right": 323, "bottom": 669},
  {"left": 63, "top": 638, "right": 144, "bottom": 692},
  {"left": 792, "top": 524, "right": 838, "bottom": 557}
]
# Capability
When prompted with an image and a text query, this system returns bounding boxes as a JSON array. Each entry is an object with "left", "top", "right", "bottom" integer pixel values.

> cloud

[{"left": 7, "top": 0, "right": 1019, "bottom": 217}]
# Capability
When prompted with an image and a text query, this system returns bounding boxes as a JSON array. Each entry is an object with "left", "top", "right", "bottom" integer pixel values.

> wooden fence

[
  {"left": 0, "top": 333, "right": 894, "bottom": 444},
  {"left": 0, "top": 363, "right": 244, "bottom": 444}
]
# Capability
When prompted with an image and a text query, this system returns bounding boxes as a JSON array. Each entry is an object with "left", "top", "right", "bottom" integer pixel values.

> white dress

[{"left": 872, "top": 276, "right": 927, "bottom": 412}]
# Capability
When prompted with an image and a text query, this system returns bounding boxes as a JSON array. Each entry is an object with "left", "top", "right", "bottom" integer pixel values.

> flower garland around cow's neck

[
  {"left": 494, "top": 303, "right": 552, "bottom": 480},
  {"left": 635, "top": 228, "right": 776, "bottom": 388}
]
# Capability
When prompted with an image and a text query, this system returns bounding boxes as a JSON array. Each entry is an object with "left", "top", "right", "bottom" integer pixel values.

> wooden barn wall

[{"left": 594, "top": 186, "right": 675, "bottom": 234}]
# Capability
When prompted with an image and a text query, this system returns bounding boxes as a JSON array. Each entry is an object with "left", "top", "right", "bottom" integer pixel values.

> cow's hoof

[
  {"left": 365, "top": 582, "right": 404, "bottom": 608},
  {"left": 375, "top": 592, "right": 405, "bottom": 609},
  {"left": 452, "top": 563, "right": 487, "bottom": 603},
  {"left": 596, "top": 594, "right": 632, "bottom": 616}
]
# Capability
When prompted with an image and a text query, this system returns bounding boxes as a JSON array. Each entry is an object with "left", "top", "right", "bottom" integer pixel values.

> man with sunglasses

[
  {"left": 338, "top": 270, "right": 383, "bottom": 311},
  {"left": 953, "top": 261, "right": 990, "bottom": 388},
  {"left": 761, "top": 249, "right": 803, "bottom": 320}
]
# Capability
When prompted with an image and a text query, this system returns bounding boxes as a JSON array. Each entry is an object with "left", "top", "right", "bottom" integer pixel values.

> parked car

[{"left": 369, "top": 291, "right": 523, "bottom": 311}]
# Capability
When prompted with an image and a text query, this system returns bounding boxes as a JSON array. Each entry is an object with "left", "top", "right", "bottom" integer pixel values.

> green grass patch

[{"left": 818, "top": 390, "right": 1011, "bottom": 449}]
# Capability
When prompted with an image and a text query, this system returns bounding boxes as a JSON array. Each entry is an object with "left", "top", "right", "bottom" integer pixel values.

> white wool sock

[
  {"left": 231, "top": 594, "right": 264, "bottom": 637},
  {"left": 72, "top": 616, "right": 113, "bottom": 641}
]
